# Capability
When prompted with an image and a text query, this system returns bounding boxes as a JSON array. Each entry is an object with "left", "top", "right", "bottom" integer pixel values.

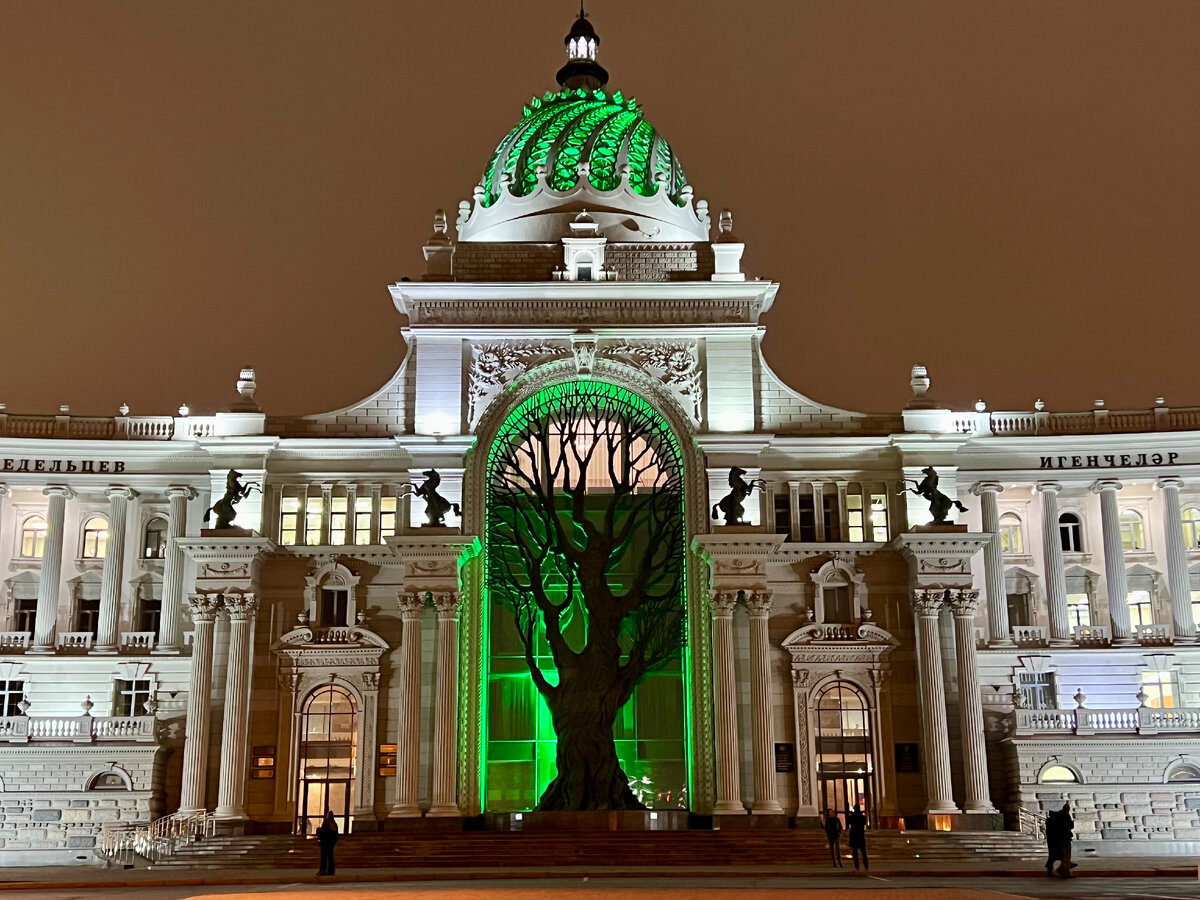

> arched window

[
  {"left": 81, "top": 516, "right": 109, "bottom": 559},
  {"left": 20, "top": 516, "right": 46, "bottom": 559},
  {"left": 142, "top": 517, "right": 168, "bottom": 559},
  {"left": 1039, "top": 764, "right": 1078, "bottom": 784},
  {"left": 999, "top": 513, "right": 1023, "bottom": 554},
  {"left": 1182, "top": 507, "right": 1200, "bottom": 550},
  {"left": 1058, "top": 512, "right": 1082, "bottom": 553},
  {"left": 1169, "top": 764, "right": 1200, "bottom": 783},
  {"left": 815, "top": 681, "right": 873, "bottom": 823},
  {"left": 87, "top": 769, "right": 131, "bottom": 791},
  {"left": 298, "top": 685, "right": 358, "bottom": 836},
  {"left": 1120, "top": 510, "right": 1145, "bottom": 551}
]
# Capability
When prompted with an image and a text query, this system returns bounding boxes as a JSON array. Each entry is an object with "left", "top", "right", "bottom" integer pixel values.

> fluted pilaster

[
  {"left": 1093, "top": 480, "right": 1133, "bottom": 644},
  {"left": 948, "top": 590, "right": 996, "bottom": 812},
  {"left": 745, "top": 590, "right": 782, "bottom": 815},
  {"left": 427, "top": 592, "right": 462, "bottom": 817},
  {"left": 215, "top": 593, "right": 258, "bottom": 819},
  {"left": 179, "top": 594, "right": 221, "bottom": 813},
  {"left": 30, "top": 487, "right": 72, "bottom": 654},
  {"left": 157, "top": 487, "right": 194, "bottom": 653},
  {"left": 1158, "top": 478, "right": 1195, "bottom": 642},
  {"left": 972, "top": 483, "right": 1012, "bottom": 646},
  {"left": 94, "top": 487, "right": 135, "bottom": 654},
  {"left": 1037, "top": 482, "right": 1071, "bottom": 645},
  {"left": 711, "top": 590, "right": 745, "bottom": 815},
  {"left": 391, "top": 591, "right": 426, "bottom": 817},
  {"left": 911, "top": 589, "right": 958, "bottom": 814}
]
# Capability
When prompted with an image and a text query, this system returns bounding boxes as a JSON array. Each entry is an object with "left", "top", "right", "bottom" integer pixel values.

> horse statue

[
  {"left": 401, "top": 469, "right": 461, "bottom": 528},
  {"left": 904, "top": 466, "right": 968, "bottom": 524},
  {"left": 204, "top": 469, "right": 260, "bottom": 529},
  {"left": 711, "top": 466, "right": 766, "bottom": 527}
]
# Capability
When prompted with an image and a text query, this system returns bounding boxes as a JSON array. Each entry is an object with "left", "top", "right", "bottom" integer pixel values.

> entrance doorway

[
  {"left": 815, "top": 680, "right": 874, "bottom": 827},
  {"left": 297, "top": 684, "right": 357, "bottom": 835}
]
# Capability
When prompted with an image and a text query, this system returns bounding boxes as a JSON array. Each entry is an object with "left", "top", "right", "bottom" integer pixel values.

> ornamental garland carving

[
  {"left": 415, "top": 299, "right": 754, "bottom": 327},
  {"left": 599, "top": 340, "right": 703, "bottom": 421},
  {"left": 467, "top": 341, "right": 569, "bottom": 427}
]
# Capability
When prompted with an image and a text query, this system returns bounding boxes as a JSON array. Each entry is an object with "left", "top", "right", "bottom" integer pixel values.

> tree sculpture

[{"left": 487, "top": 382, "right": 685, "bottom": 810}]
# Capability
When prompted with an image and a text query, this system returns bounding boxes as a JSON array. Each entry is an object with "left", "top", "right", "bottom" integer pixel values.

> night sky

[{"left": 3, "top": 1, "right": 1199, "bottom": 419}]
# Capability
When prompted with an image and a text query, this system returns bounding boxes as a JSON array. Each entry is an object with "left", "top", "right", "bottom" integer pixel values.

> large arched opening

[{"left": 296, "top": 684, "right": 358, "bottom": 835}]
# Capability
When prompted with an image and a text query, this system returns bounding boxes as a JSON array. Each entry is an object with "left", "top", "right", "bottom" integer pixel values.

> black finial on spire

[{"left": 557, "top": 4, "right": 608, "bottom": 90}]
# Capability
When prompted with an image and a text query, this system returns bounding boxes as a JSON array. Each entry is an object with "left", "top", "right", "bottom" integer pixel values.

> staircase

[{"left": 150, "top": 828, "right": 1046, "bottom": 870}]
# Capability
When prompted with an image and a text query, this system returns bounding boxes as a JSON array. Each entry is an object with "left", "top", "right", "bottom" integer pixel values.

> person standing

[
  {"left": 823, "top": 808, "right": 843, "bottom": 867},
  {"left": 1044, "top": 807, "right": 1062, "bottom": 877},
  {"left": 1056, "top": 802, "right": 1074, "bottom": 879},
  {"left": 847, "top": 804, "right": 869, "bottom": 871},
  {"left": 316, "top": 810, "right": 339, "bottom": 876}
]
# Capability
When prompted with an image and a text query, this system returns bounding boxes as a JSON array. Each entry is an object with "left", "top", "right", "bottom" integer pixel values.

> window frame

[
  {"left": 999, "top": 512, "right": 1023, "bottom": 555},
  {"left": 1120, "top": 509, "right": 1146, "bottom": 552},
  {"left": 1182, "top": 507, "right": 1200, "bottom": 550},
  {"left": 1058, "top": 512, "right": 1083, "bottom": 553},
  {"left": 113, "top": 678, "right": 154, "bottom": 718},
  {"left": 142, "top": 516, "right": 168, "bottom": 560},
  {"left": 1141, "top": 670, "right": 1178, "bottom": 709},
  {"left": 80, "top": 514, "right": 110, "bottom": 560},
  {"left": 19, "top": 515, "right": 47, "bottom": 559},
  {"left": 0, "top": 678, "right": 24, "bottom": 717}
]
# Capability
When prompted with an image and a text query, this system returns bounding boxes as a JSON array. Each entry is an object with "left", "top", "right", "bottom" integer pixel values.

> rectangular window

[
  {"left": 280, "top": 495, "right": 301, "bottom": 546},
  {"left": 0, "top": 679, "right": 24, "bottom": 717},
  {"left": 1128, "top": 590, "right": 1154, "bottom": 628},
  {"left": 1066, "top": 594, "right": 1091, "bottom": 629},
  {"left": 773, "top": 492, "right": 791, "bottom": 538},
  {"left": 329, "top": 496, "right": 348, "bottom": 545},
  {"left": 1018, "top": 672, "right": 1056, "bottom": 710},
  {"left": 824, "top": 585, "right": 853, "bottom": 623},
  {"left": 797, "top": 494, "right": 817, "bottom": 542},
  {"left": 1007, "top": 592, "right": 1031, "bottom": 628},
  {"left": 1141, "top": 671, "right": 1177, "bottom": 709},
  {"left": 14, "top": 597, "right": 37, "bottom": 634},
  {"left": 847, "top": 494, "right": 865, "bottom": 543},
  {"left": 1192, "top": 589, "right": 1200, "bottom": 631},
  {"left": 822, "top": 494, "right": 840, "bottom": 541},
  {"left": 319, "top": 589, "right": 349, "bottom": 628},
  {"left": 75, "top": 583, "right": 101, "bottom": 637},
  {"left": 378, "top": 743, "right": 398, "bottom": 777},
  {"left": 304, "top": 495, "right": 323, "bottom": 545},
  {"left": 354, "top": 495, "right": 373, "bottom": 546},
  {"left": 115, "top": 678, "right": 153, "bottom": 717},
  {"left": 869, "top": 493, "right": 889, "bottom": 542},
  {"left": 137, "top": 581, "right": 162, "bottom": 633},
  {"left": 379, "top": 496, "right": 398, "bottom": 540}
]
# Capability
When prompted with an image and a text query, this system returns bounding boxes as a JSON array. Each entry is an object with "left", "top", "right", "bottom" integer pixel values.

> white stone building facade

[{"left": 2, "top": 13, "right": 1200, "bottom": 865}]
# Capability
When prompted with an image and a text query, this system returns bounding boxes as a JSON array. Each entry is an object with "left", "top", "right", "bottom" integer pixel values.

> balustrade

[
  {"left": 56, "top": 632, "right": 94, "bottom": 650},
  {"left": 120, "top": 632, "right": 158, "bottom": 651},
  {"left": 1011, "top": 625, "right": 1049, "bottom": 646},
  {"left": 1014, "top": 706, "right": 1200, "bottom": 736},
  {"left": 0, "top": 715, "right": 156, "bottom": 743},
  {"left": 0, "top": 632, "right": 30, "bottom": 649},
  {"left": 1073, "top": 625, "right": 1111, "bottom": 647},
  {"left": 1134, "top": 624, "right": 1173, "bottom": 646}
]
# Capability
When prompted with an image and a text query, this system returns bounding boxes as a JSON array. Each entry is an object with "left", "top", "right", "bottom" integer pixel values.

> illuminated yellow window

[
  {"left": 1182, "top": 507, "right": 1200, "bottom": 550},
  {"left": 354, "top": 495, "right": 373, "bottom": 545},
  {"left": 304, "top": 495, "right": 323, "bottom": 545},
  {"left": 379, "top": 496, "right": 398, "bottom": 539},
  {"left": 869, "top": 493, "right": 889, "bottom": 542},
  {"left": 81, "top": 516, "right": 109, "bottom": 559},
  {"left": 21, "top": 516, "right": 47, "bottom": 558},
  {"left": 330, "top": 496, "right": 348, "bottom": 545},
  {"left": 1142, "top": 671, "right": 1177, "bottom": 709},
  {"left": 846, "top": 494, "right": 864, "bottom": 542},
  {"left": 1120, "top": 509, "right": 1145, "bottom": 551},
  {"left": 280, "top": 496, "right": 301, "bottom": 546},
  {"left": 999, "top": 512, "right": 1023, "bottom": 554}
]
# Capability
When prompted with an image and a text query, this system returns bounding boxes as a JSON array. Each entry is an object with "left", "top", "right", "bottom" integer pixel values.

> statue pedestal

[
  {"left": 710, "top": 525, "right": 765, "bottom": 534},
  {"left": 200, "top": 527, "right": 256, "bottom": 538},
  {"left": 910, "top": 523, "right": 968, "bottom": 534}
]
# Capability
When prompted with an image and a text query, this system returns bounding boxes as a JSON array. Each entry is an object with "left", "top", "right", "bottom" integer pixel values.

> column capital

[
  {"left": 1090, "top": 478, "right": 1124, "bottom": 494},
  {"left": 1156, "top": 476, "right": 1185, "bottom": 492},
  {"left": 948, "top": 589, "right": 981, "bottom": 617},
  {"left": 105, "top": 486, "right": 137, "bottom": 501},
  {"left": 398, "top": 591, "right": 426, "bottom": 620},
  {"left": 709, "top": 590, "right": 738, "bottom": 617},
  {"left": 911, "top": 588, "right": 946, "bottom": 618},
  {"left": 185, "top": 593, "right": 222, "bottom": 623},
  {"left": 432, "top": 592, "right": 462, "bottom": 619},
  {"left": 223, "top": 592, "right": 259, "bottom": 621},
  {"left": 43, "top": 485, "right": 74, "bottom": 499},
  {"left": 971, "top": 482, "right": 1004, "bottom": 497},
  {"left": 1035, "top": 481, "right": 1063, "bottom": 495},
  {"left": 743, "top": 590, "right": 772, "bottom": 617},
  {"left": 0, "top": 484, "right": 9, "bottom": 499},
  {"left": 166, "top": 485, "right": 197, "bottom": 501}
]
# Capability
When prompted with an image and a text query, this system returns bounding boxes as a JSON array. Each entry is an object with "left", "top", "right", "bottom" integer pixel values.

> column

[
  {"left": 948, "top": 590, "right": 997, "bottom": 813},
  {"left": 911, "top": 590, "right": 958, "bottom": 814},
  {"left": 745, "top": 591, "right": 782, "bottom": 814},
  {"left": 972, "top": 482, "right": 1013, "bottom": 646},
  {"left": 1158, "top": 478, "right": 1196, "bottom": 642},
  {"left": 1093, "top": 479, "right": 1133, "bottom": 644},
  {"left": 391, "top": 592, "right": 426, "bottom": 817},
  {"left": 93, "top": 487, "right": 135, "bottom": 654},
  {"left": 427, "top": 592, "right": 462, "bottom": 816},
  {"left": 215, "top": 593, "right": 259, "bottom": 820},
  {"left": 711, "top": 590, "right": 745, "bottom": 814},
  {"left": 30, "top": 486, "right": 71, "bottom": 654},
  {"left": 157, "top": 487, "right": 194, "bottom": 653},
  {"left": 1036, "top": 482, "right": 1072, "bottom": 645},
  {"left": 179, "top": 594, "right": 221, "bottom": 813}
]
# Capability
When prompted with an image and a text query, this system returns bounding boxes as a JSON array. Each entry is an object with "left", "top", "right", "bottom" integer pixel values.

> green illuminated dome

[{"left": 480, "top": 89, "right": 687, "bottom": 208}]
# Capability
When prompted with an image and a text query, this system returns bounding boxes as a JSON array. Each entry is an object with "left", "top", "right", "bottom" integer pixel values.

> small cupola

[{"left": 556, "top": 5, "right": 608, "bottom": 90}]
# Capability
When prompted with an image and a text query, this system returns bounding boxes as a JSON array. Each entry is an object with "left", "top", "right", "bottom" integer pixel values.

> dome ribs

[{"left": 587, "top": 108, "right": 639, "bottom": 191}]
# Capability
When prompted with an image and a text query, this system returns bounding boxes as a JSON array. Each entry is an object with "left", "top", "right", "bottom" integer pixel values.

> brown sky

[{"left": 3, "top": 1, "right": 1200, "bottom": 419}]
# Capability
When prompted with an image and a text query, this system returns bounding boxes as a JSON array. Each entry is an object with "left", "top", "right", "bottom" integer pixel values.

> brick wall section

[
  {"left": 451, "top": 242, "right": 712, "bottom": 282},
  {"left": 755, "top": 355, "right": 903, "bottom": 435}
]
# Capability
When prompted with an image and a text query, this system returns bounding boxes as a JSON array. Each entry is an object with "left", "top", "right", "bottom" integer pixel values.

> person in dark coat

[
  {"left": 847, "top": 804, "right": 869, "bottom": 871},
  {"left": 823, "top": 808, "right": 843, "bottom": 867},
  {"left": 316, "top": 810, "right": 339, "bottom": 876},
  {"left": 1056, "top": 802, "right": 1074, "bottom": 878},
  {"left": 1044, "top": 807, "right": 1062, "bottom": 876}
]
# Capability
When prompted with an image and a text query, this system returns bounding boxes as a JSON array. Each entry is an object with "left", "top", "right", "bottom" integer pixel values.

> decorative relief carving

[
  {"left": 911, "top": 588, "right": 948, "bottom": 618},
  {"left": 570, "top": 336, "right": 597, "bottom": 374},
  {"left": 709, "top": 590, "right": 738, "bottom": 617},
  {"left": 433, "top": 592, "right": 463, "bottom": 619},
  {"left": 222, "top": 593, "right": 259, "bottom": 620},
  {"left": 744, "top": 590, "right": 772, "bottom": 617},
  {"left": 467, "top": 342, "right": 568, "bottom": 427},
  {"left": 415, "top": 299, "right": 755, "bottom": 327},
  {"left": 398, "top": 591, "right": 426, "bottom": 619},
  {"left": 200, "top": 561, "right": 249, "bottom": 579},
  {"left": 599, "top": 340, "right": 703, "bottom": 421},
  {"left": 184, "top": 593, "right": 222, "bottom": 622},
  {"left": 361, "top": 672, "right": 381, "bottom": 691},
  {"left": 948, "top": 589, "right": 982, "bottom": 617}
]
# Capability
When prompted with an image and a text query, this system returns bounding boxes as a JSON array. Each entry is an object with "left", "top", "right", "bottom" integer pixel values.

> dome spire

[{"left": 556, "top": 4, "right": 608, "bottom": 90}]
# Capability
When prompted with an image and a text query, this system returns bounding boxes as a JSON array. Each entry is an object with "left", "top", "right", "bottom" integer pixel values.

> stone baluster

[
  {"left": 1157, "top": 478, "right": 1196, "bottom": 642},
  {"left": 157, "top": 487, "right": 195, "bottom": 653},
  {"left": 948, "top": 590, "right": 997, "bottom": 812},
  {"left": 1036, "top": 482, "right": 1072, "bottom": 645},
  {"left": 745, "top": 590, "right": 782, "bottom": 815},
  {"left": 391, "top": 591, "right": 426, "bottom": 817},
  {"left": 30, "top": 486, "right": 72, "bottom": 654},
  {"left": 94, "top": 487, "right": 135, "bottom": 654},
  {"left": 179, "top": 594, "right": 222, "bottom": 813},
  {"left": 911, "top": 589, "right": 959, "bottom": 814},
  {"left": 428, "top": 592, "right": 463, "bottom": 816},
  {"left": 972, "top": 482, "right": 1013, "bottom": 646},
  {"left": 1092, "top": 480, "right": 1133, "bottom": 644},
  {"left": 711, "top": 590, "right": 745, "bottom": 814},
  {"left": 215, "top": 593, "right": 259, "bottom": 820}
]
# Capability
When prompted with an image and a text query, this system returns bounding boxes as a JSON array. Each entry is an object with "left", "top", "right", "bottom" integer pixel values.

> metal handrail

[
  {"left": 131, "top": 810, "right": 216, "bottom": 861},
  {"left": 1018, "top": 807, "right": 1047, "bottom": 842}
]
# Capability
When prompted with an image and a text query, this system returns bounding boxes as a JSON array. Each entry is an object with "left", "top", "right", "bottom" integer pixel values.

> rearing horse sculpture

[
  {"left": 904, "top": 466, "right": 968, "bottom": 524},
  {"left": 204, "top": 469, "right": 260, "bottom": 529},
  {"left": 711, "top": 466, "right": 767, "bottom": 527}
]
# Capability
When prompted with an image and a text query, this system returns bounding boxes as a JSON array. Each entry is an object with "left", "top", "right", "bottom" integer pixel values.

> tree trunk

[{"left": 537, "top": 668, "right": 643, "bottom": 811}]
